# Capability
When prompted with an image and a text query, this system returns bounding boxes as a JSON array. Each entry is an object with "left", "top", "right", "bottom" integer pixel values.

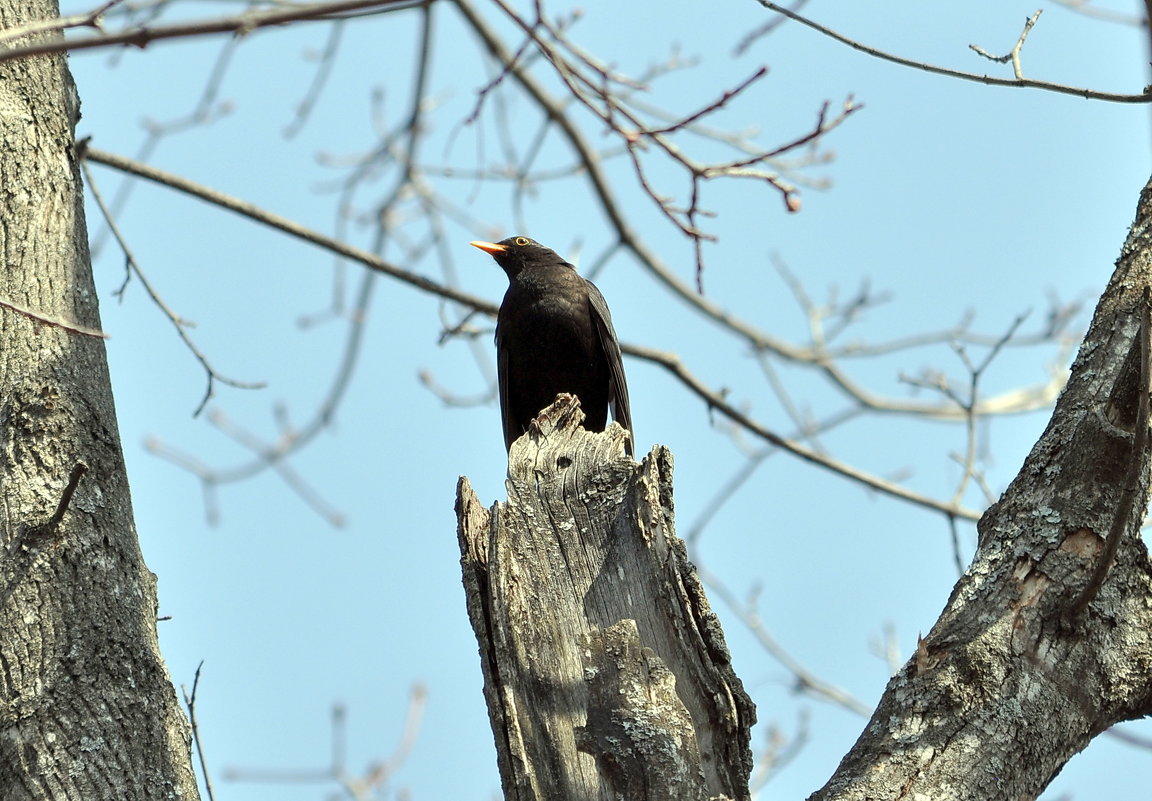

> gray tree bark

[
  {"left": 809, "top": 177, "right": 1152, "bottom": 800},
  {"left": 457, "top": 395, "right": 756, "bottom": 801},
  {"left": 0, "top": 1, "right": 201, "bottom": 798}
]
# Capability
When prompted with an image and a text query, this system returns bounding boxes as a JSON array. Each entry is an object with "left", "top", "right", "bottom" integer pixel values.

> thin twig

[
  {"left": 283, "top": 18, "right": 347, "bottom": 138},
  {"left": 734, "top": 0, "right": 810, "bottom": 55},
  {"left": 454, "top": 0, "right": 837, "bottom": 352},
  {"left": 947, "top": 314, "right": 1030, "bottom": 507},
  {"left": 695, "top": 561, "right": 872, "bottom": 716},
  {"left": 685, "top": 404, "right": 867, "bottom": 546},
  {"left": 1106, "top": 724, "right": 1152, "bottom": 750},
  {"left": 225, "top": 685, "right": 426, "bottom": 793},
  {"left": 969, "top": 10, "right": 1043, "bottom": 81},
  {"left": 207, "top": 409, "right": 348, "bottom": 527},
  {"left": 92, "top": 36, "right": 237, "bottom": 259},
  {"left": 643, "top": 67, "right": 769, "bottom": 136},
  {"left": 748, "top": 712, "right": 810, "bottom": 792},
  {"left": 181, "top": 663, "right": 217, "bottom": 801},
  {"left": 25, "top": 463, "right": 89, "bottom": 539},
  {"left": 106, "top": 3, "right": 440, "bottom": 526}
]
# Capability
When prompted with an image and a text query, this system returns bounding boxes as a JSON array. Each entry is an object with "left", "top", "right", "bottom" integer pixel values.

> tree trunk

[
  {"left": 0, "top": 1, "right": 201, "bottom": 798},
  {"left": 809, "top": 177, "right": 1152, "bottom": 800},
  {"left": 456, "top": 395, "right": 756, "bottom": 801}
]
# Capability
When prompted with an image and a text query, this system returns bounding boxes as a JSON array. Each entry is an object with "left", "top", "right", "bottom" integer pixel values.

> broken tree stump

[{"left": 456, "top": 395, "right": 755, "bottom": 801}]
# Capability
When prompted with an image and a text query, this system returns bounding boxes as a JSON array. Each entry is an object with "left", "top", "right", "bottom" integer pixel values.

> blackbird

[{"left": 471, "top": 236, "right": 633, "bottom": 455}]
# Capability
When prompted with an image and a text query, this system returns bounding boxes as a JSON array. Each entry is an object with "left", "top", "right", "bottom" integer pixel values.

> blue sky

[{"left": 64, "top": 1, "right": 1152, "bottom": 798}]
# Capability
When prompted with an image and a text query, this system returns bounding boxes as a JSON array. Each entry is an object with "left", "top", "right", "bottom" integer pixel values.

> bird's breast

[{"left": 498, "top": 268, "right": 595, "bottom": 344}]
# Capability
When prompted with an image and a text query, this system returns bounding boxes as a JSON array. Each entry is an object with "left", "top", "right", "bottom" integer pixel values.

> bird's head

[{"left": 470, "top": 236, "right": 564, "bottom": 279}]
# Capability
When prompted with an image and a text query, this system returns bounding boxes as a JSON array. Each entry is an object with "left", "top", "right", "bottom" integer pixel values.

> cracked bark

[
  {"left": 0, "top": 0, "right": 200, "bottom": 797},
  {"left": 456, "top": 395, "right": 756, "bottom": 801},
  {"left": 809, "top": 177, "right": 1152, "bottom": 800}
]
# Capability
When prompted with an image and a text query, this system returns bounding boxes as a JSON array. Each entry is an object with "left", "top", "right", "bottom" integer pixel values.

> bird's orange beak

[{"left": 470, "top": 240, "right": 507, "bottom": 255}]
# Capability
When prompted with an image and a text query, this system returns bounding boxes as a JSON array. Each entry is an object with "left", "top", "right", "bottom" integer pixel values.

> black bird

[{"left": 471, "top": 236, "right": 633, "bottom": 455}]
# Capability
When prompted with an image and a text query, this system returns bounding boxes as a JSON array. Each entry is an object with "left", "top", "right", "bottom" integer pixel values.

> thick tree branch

[{"left": 808, "top": 175, "right": 1152, "bottom": 801}]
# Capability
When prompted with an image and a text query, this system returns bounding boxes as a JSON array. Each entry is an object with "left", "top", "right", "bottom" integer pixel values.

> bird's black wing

[
  {"left": 494, "top": 321, "right": 518, "bottom": 451},
  {"left": 586, "top": 278, "right": 633, "bottom": 456}
]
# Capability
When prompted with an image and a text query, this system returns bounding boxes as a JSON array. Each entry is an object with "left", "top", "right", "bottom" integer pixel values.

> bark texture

[
  {"left": 809, "top": 177, "right": 1152, "bottom": 800},
  {"left": 457, "top": 395, "right": 755, "bottom": 801},
  {"left": 0, "top": 3, "right": 200, "bottom": 799}
]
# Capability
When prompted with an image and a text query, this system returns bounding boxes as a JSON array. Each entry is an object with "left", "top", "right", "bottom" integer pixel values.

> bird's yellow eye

[{"left": 514, "top": 237, "right": 530, "bottom": 246}]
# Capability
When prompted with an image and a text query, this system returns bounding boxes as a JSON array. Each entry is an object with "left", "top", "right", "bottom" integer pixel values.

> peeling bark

[{"left": 457, "top": 395, "right": 755, "bottom": 801}]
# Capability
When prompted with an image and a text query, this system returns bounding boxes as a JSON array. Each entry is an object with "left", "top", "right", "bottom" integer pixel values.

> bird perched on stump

[{"left": 471, "top": 236, "right": 633, "bottom": 456}]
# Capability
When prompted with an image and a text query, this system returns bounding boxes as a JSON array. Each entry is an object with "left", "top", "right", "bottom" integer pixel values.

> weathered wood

[
  {"left": 808, "top": 178, "right": 1152, "bottom": 800},
  {"left": 457, "top": 395, "right": 755, "bottom": 801}
]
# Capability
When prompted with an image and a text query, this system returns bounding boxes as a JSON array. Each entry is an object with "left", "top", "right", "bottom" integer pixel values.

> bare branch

[
  {"left": 0, "top": 0, "right": 422, "bottom": 64},
  {"left": 734, "top": 0, "right": 810, "bottom": 55},
  {"left": 468, "top": 0, "right": 855, "bottom": 275},
  {"left": 180, "top": 664, "right": 217, "bottom": 801},
  {"left": 89, "top": 142, "right": 1069, "bottom": 521},
  {"left": 283, "top": 18, "right": 346, "bottom": 138},
  {"left": 753, "top": 0, "right": 1152, "bottom": 103},
  {"left": 102, "top": 4, "right": 445, "bottom": 525},
  {"left": 454, "top": 0, "right": 1071, "bottom": 431},
  {"left": 81, "top": 152, "right": 265, "bottom": 416},
  {"left": 695, "top": 560, "right": 872, "bottom": 716},
  {"left": 0, "top": 0, "right": 123, "bottom": 46},
  {"left": 947, "top": 314, "right": 1030, "bottom": 507},
  {"left": 83, "top": 146, "right": 498, "bottom": 315},
  {"left": 89, "top": 32, "right": 238, "bottom": 259},
  {"left": 626, "top": 342, "right": 983, "bottom": 521},
  {"left": 0, "top": 295, "right": 108, "bottom": 339}
]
